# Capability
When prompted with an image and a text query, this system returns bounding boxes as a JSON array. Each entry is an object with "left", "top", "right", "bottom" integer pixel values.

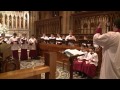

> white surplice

[{"left": 93, "top": 31, "right": 120, "bottom": 79}]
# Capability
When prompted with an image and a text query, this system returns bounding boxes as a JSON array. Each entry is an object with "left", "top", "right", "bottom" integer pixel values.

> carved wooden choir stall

[{"left": 0, "top": 43, "right": 20, "bottom": 73}]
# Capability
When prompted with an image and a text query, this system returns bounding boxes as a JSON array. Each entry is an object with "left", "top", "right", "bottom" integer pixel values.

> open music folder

[{"left": 63, "top": 49, "right": 84, "bottom": 57}]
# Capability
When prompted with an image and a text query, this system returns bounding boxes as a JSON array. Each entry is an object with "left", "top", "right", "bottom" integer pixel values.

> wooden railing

[
  {"left": 0, "top": 52, "right": 57, "bottom": 79},
  {"left": 0, "top": 65, "right": 50, "bottom": 79},
  {"left": 39, "top": 43, "right": 102, "bottom": 79}
]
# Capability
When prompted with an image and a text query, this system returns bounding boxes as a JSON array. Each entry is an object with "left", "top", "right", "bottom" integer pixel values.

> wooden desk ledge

[{"left": 0, "top": 65, "right": 50, "bottom": 79}]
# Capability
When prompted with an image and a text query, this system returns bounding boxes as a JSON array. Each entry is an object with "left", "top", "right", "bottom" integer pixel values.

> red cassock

[
  {"left": 9, "top": 36, "right": 20, "bottom": 60},
  {"left": 82, "top": 62, "right": 97, "bottom": 78},
  {"left": 80, "top": 60, "right": 87, "bottom": 72},
  {"left": 20, "top": 39, "right": 28, "bottom": 60},
  {"left": 86, "top": 64, "right": 97, "bottom": 78},
  {"left": 29, "top": 42, "right": 37, "bottom": 58},
  {"left": 28, "top": 38, "right": 37, "bottom": 59},
  {"left": 12, "top": 50, "right": 19, "bottom": 60},
  {"left": 20, "top": 49, "right": 28, "bottom": 60},
  {"left": 29, "top": 50, "right": 37, "bottom": 59},
  {"left": 81, "top": 62, "right": 90, "bottom": 74},
  {"left": 73, "top": 59, "right": 86, "bottom": 72},
  {"left": 12, "top": 41, "right": 19, "bottom": 60}
]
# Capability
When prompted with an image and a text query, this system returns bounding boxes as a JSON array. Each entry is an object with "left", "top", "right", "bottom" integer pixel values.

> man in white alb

[{"left": 93, "top": 18, "right": 120, "bottom": 79}]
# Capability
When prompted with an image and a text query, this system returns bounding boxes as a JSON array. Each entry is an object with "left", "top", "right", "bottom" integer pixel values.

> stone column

[
  {"left": 16, "top": 15, "right": 17, "bottom": 29},
  {"left": 2, "top": 14, "right": 5, "bottom": 25},
  {"left": 19, "top": 16, "right": 21, "bottom": 29},
  {"left": 7, "top": 15, "right": 9, "bottom": 28},
  {"left": 11, "top": 15, "right": 13, "bottom": 29},
  {"left": 23, "top": 13, "right": 25, "bottom": 29},
  {"left": 27, "top": 13, "right": 29, "bottom": 29},
  {"left": 29, "top": 11, "right": 33, "bottom": 36}
]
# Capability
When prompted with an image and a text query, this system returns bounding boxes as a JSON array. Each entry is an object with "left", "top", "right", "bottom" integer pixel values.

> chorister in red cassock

[
  {"left": 9, "top": 33, "right": 20, "bottom": 60},
  {"left": 20, "top": 33, "right": 29, "bottom": 60},
  {"left": 28, "top": 35, "right": 37, "bottom": 59},
  {"left": 81, "top": 47, "right": 98, "bottom": 78},
  {"left": 73, "top": 45, "right": 88, "bottom": 72}
]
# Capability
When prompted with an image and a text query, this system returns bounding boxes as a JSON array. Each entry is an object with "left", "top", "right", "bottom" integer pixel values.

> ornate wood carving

[
  {"left": 0, "top": 57, "right": 20, "bottom": 73},
  {"left": 71, "top": 11, "right": 120, "bottom": 34},
  {"left": 35, "top": 16, "right": 62, "bottom": 38}
]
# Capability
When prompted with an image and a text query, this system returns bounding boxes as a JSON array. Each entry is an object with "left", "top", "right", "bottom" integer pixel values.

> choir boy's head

[
  {"left": 57, "top": 33, "right": 60, "bottom": 37},
  {"left": 83, "top": 36, "right": 88, "bottom": 40},
  {"left": 89, "top": 46, "right": 95, "bottom": 53},
  {"left": 69, "top": 30, "right": 73, "bottom": 36},
  {"left": 22, "top": 33, "right": 27, "bottom": 37},
  {"left": 42, "top": 33, "right": 46, "bottom": 36},
  {"left": 80, "top": 44, "right": 86, "bottom": 50},
  {"left": 50, "top": 33, "right": 54, "bottom": 37},
  {"left": 13, "top": 33, "right": 17, "bottom": 37},
  {"left": 62, "top": 35, "right": 65, "bottom": 39},
  {"left": 113, "top": 18, "right": 120, "bottom": 31},
  {"left": 31, "top": 35, "right": 35, "bottom": 38}
]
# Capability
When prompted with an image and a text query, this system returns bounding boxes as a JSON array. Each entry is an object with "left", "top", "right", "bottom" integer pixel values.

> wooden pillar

[
  {"left": 61, "top": 11, "right": 74, "bottom": 34},
  {"left": 29, "top": 11, "right": 39, "bottom": 36},
  {"left": 69, "top": 57, "right": 74, "bottom": 79},
  {"left": 44, "top": 52, "right": 57, "bottom": 79},
  {"left": 69, "top": 11, "right": 74, "bottom": 31},
  {"left": 61, "top": 11, "right": 67, "bottom": 34}
]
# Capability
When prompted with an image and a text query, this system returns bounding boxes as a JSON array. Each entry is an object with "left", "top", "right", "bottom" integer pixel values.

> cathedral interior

[
  {"left": 0, "top": 11, "right": 120, "bottom": 79},
  {"left": 0, "top": 11, "right": 119, "bottom": 38}
]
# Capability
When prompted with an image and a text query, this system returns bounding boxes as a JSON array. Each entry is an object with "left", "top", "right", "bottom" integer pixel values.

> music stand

[
  {"left": 66, "top": 40, "right": 76, "bottom": 46},
  {"left": 49, "top": 39, "right": 56, "bottom": 44}
]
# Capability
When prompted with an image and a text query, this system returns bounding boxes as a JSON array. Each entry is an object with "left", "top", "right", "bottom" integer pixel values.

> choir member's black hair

[
  {"left": 81, "top": 44, "right": 86, "bottom": 48},
  {"left": 89, "top": 46, "right": 95, "bottom": 51},
  {"left": 22, "top": 33, "right": 26, "bottom": 35},
  {"left": 113, "top": 18, "right": 120, "bottom": 29},
  {"left": 31, "top": 34, "right": 34, "bottom": 37},
  {"left": 13, "top": 33, "right": 17, "bottom": 36}
]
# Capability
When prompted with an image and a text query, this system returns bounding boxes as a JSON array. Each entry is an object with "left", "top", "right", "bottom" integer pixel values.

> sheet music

[{"left": 64, "top": 49, "right": 84, "bottom": 57}]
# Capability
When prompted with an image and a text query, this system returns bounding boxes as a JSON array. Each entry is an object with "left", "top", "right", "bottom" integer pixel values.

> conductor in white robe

[{"left": 93, "top": 18, "right": 120, "bottom": 79}]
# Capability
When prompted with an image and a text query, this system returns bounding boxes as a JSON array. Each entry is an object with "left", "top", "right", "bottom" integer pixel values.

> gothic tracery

[{"left": 0, "top": 11, "right": 29, "bottom": 36}]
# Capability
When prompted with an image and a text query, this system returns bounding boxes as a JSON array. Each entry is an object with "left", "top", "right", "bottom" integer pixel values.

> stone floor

[{"left": 20, "top": 59, "right": 99, "bottom": 79}]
